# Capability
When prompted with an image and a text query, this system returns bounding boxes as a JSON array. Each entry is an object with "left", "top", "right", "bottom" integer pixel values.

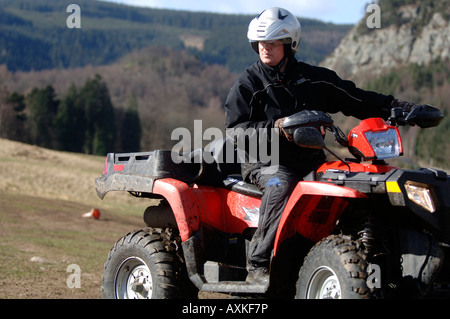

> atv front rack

[{"left": 318, "top": 166, "right": 450, "bottom": 241}]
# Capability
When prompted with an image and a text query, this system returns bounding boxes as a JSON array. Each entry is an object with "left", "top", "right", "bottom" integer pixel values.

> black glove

[
  {"left": 274, "top": 117, "right": 293, "bottom": 141},
  {"left": 391, "top": 99, "right": 418, "bottom": 112}
]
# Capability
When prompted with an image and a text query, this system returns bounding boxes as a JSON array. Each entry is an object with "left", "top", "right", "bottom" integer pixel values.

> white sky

[{"left": 100, "top": 0, "right": 369, "bottom": 24}]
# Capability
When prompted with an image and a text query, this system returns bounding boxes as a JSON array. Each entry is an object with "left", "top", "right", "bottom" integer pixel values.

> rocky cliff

[{"left": 321, "top": 1, "right": 450, "bottom": 81}]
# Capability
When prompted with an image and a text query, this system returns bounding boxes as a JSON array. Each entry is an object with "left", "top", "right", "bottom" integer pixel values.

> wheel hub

[
  {"left": 128, "top": 265, "right": 152, "bottom": 298},
  {"left": 307, "top": 266, "right": 342, "bottom": 299},
  {"left": 115, "top": 257, "right": 153, "bottom": 299}
]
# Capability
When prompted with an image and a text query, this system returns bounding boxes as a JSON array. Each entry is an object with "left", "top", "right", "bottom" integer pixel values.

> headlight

[
  {"left": 405, "top": 182, "right": 436, "bottom": 213},
  {"left": 348, "top": 118, "right": 403, "bottom": 162},
  {"left": 365, "top": 129, "right": 402, "bottom": 160}
]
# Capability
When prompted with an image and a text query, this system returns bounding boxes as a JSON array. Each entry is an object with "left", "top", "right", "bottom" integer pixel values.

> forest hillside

[
  {"left": 0, "top": 0, "right": 448, "bottom": 169},
  {"left": 0, "top": 47, "right": 234, "bottom": 153},
  {"left": 0, "top": 0, "right": 351, "bottom": 73},
  {"left": 0, "top": 0, "right": 353, "bottom": 155}
]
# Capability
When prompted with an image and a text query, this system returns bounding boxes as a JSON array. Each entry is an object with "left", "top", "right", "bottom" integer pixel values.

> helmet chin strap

[
  {"left": 275, "top": 44, "right": 294, "bottom": 72},
  {"left": 276, "top": 56, "right": 288, "bottom": 71}
]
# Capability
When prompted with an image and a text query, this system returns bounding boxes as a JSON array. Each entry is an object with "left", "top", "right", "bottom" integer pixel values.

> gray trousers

[{"left": 247, "top": 165, "right": 301, "bottom": 268}]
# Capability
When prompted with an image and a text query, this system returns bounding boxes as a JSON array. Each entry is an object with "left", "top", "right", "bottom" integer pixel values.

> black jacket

[{"left": 224, "top": 58, "right": 394, "bottom": 180}]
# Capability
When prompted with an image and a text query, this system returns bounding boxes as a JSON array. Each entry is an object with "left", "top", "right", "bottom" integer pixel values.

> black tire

[
  {"left": 102, "top": 228, "right": 196, "bottom": 299},
  {"left": 296, "top": 234, "right": 371, "bottom": 299}
]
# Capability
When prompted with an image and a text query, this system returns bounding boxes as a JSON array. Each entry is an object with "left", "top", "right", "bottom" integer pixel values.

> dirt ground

[{"left": 0, "top": 192, "right": 145, "bottom": 298}]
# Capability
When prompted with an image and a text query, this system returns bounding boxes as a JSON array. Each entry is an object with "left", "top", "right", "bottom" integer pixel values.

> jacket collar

[{"left": 257, "top": 57, "right": 301, "bottom": 82}]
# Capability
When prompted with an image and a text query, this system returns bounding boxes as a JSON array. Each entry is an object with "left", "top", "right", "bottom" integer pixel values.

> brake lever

[
  {"left": 388, "top": 107, "right": 408, "bottom": 126},
  {"left": 328, "top": 125, "right": 349, "bottom": 147}
]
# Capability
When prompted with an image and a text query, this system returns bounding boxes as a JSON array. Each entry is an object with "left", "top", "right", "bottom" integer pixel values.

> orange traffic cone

[{"left": 82, "top": 208, "right": 100, "bottom": 219}]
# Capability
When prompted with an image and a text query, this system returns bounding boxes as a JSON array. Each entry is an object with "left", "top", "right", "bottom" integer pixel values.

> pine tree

[
  {"left": 8, "top": 92, "right": 28, "bottom": 142},
  {"left": 120, "top": 93, "right": 141, "bottom": 152},
  {"left": 79, "top": 75, "right": 116, "bottom": 155},
  {"left": 26, "top": 85, "right": 59, "bottom": 148},
  {"left": 55, "top": 85, "right": 85, "bottom": 152}
]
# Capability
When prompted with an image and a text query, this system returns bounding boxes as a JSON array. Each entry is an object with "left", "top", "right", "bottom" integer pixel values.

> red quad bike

[{"left": 95, "top": 105, "right": 450, "bottom": 299}]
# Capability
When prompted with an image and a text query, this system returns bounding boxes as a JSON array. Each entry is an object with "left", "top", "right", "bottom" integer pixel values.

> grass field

[{"left": 0, "top": 138, "right": 151, "bottom": 298}]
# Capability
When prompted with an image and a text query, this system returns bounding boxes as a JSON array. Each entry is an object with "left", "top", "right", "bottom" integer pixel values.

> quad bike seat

[
  {"left": 199, "top": 138, "right": 262, "bottom": 197},
  {"left": 221, "top": 174, "right": 263, "bottom": 198}
]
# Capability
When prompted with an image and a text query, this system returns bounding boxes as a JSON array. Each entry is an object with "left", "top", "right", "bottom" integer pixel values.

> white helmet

[{"left": 247, "top": 7, "right": 301, "bottom": 54}]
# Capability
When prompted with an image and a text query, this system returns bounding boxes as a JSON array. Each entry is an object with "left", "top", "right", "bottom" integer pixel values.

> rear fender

[
  {"left": 273, "top": 181, "right": 367, "bottom": 256},
  {"left": 152, "top": 178, "right": 200, "bottom": 241}
]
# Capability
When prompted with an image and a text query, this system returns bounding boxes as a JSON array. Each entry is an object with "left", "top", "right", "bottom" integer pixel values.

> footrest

[
  {"left": 204, "top": 261, "right": 247, "bottom": 282},
  {"left": 201, "top": 281, "right": 268, "bottom": 294},
  {"left": 202, "top": 261, "right": 268, "bottom": 294}
]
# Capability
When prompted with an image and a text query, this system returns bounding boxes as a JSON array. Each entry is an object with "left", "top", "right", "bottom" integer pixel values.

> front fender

[{"left": 273, "top": 181, "right": 367, "bottom": 256}]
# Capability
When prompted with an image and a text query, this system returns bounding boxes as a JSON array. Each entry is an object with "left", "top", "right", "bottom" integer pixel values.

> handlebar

[
  {"left": 284, "top": 105, "right": 443, "bottom": 151},
  {"left": 327, "top": 104, "right": 443, "bottom": 149},
  {"left": 388, "top": 105, "right": 443, "bottom": 128}
]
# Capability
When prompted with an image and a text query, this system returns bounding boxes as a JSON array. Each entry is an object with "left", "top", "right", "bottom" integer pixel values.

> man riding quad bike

[
  {"left": 224, "top": 7, "right": 429, "bottom": 286},
  {"left": 96, "top": 104, "right": 448, "bottom": 299},
  {"left": 94, "top": 8, "right": 449, "bottom": 299}
]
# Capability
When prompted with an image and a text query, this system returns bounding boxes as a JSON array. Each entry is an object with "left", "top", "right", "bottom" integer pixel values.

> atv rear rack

[{"left": 95, "top": 150, "right": 204, "bottom": 199}]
